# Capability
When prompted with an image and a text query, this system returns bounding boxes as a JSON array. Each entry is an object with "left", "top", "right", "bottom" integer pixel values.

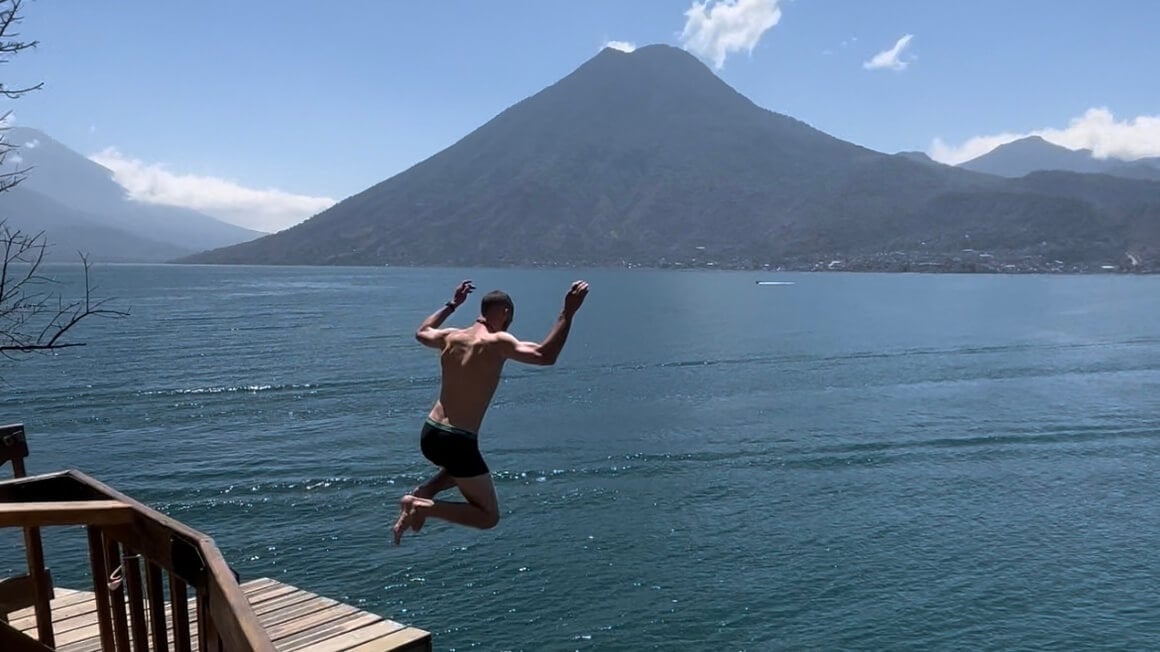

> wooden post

[
  {"left": 171, "top": 574, "right": 192, "bottom": 652},
  {"left": 123, "top": 550, "right": 149, "bottom": 652},
  {"left": 0, "top": 424, "right": 30, "bottom": 471},
  {"left": 145, "top": 562, "right": 170, "bottom": 652},
  {"left": 10, "top": 454, "right": 54, "bottom": 649},
  {"left": 105, "top": 538, "right": 132, "bottom": 652},
  {"left": 87, "top": 526, "right": 117, "bottom": 652},
  {"left": 196, "top": 592, "right": 217, "bottom": 652}
]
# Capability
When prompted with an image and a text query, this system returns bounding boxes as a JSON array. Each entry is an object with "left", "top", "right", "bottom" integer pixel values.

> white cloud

[
  {"left": 603, "top": 40, "right": 636, "bottom": 53},
  {"left": 929, "top": 108, "right": 1160, "bottom": 165},
  {"left": 863, "top": 34, "right": 914, "bottom": 71},
  {"left": 89, "top": 148, "right": 336, "bottom": 233},
  {"left": 680, "top": 0, "right": 782, "bottom": 70},
  {"left": 23, "top": 139, "right": 38, "bottom": 149},
  {"left": 929, "top": 131, "right": 1025, "bottom": 166}
]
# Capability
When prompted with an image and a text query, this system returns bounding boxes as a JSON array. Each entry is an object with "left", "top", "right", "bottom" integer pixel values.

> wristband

[{"left": 445, "top": 301, "right": 457, "bottom": 310}]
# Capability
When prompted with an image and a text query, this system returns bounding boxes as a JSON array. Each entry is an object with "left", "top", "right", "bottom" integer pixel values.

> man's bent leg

[
  {"left": 408, "top": 468, "right": 456, "bottom": 532},
  {"left": 414, "top": 473, "right": 500, "bottom": 530},
  {"left": 414, "top": 469, "right": 456, "bottom": 499},
  {"left": 394, "top": 424, "right": 496, "bottom": 543},
  {"left": 393, "top": 473, "right": 500, "bottom": 544}
]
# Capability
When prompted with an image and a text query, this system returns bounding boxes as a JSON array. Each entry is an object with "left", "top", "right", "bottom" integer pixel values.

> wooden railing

[
  {"left": 0, "top": 424, "right": 276, "bottom": 652},
  {"left": 1, "top": 423, "right": 54, "bottom": 648}
]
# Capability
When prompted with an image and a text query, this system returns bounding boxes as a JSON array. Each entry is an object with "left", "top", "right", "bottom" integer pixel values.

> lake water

[{"left": 2, "top": 264, "right": 1159, "bottom": 650}]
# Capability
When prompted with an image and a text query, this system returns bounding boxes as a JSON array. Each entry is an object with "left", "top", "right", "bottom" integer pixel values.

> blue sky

[{"left": 3, "top": 0, "right": 1158, "bottom": 231}]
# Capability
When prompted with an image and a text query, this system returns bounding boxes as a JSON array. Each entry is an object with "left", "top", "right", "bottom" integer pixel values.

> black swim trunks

[{"left": 420, "top": 418, "right": 490, "bottom": 478}]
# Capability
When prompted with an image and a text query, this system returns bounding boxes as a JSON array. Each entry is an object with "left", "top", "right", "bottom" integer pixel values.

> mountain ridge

[
  {"left": 0, "top": 184, "right": 191, "bottom": 262},
  {"left": 181, "top": 44, "right": 1160, "bottom": 272},
  {"left": 960, "top": 135, "right": 1160, "bottom": 181}
]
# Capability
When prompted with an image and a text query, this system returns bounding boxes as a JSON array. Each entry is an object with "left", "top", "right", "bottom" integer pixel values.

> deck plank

[
  {"left": 251, "top": 587, "right": 314, "bottom": 614},
  {"left": 23, "top": 602, "right": 101, "bottom": 638},
  {"left": 302, "top": 619, "right": 411, "bottom": 652},
  {"left": 278, "top": 612, "right": 385, "bottom": 652},
  {"left": 342, "top": 627, "right": 432, "bottom": 652},
  {"left": 244, "top": 581, "right": 297, "bottom": 604},
  {"left": 14, "top": 579, "right": 429, "bottom": 651},
  {"left": 267, "top": 603, "right": 367, "bottom": 643},
  {"left": 240, "top": 578, "right": 277, "bottom": 595},
  {"left": 9, "top": 590, "right": 94, "bottom": 625},
  {"left": 263, "top": 598, "right": 355, "bottom": 633}
]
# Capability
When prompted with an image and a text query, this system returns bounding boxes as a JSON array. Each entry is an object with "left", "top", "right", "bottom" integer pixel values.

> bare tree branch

[
  {"left": 0, "top": 222, "right": 130, "bottom": 356},
  {"left": 0, "top": 0, "right": 42, "bottom": 195},
  {"left": 0, "top": 0, "right": 42, "bottom": 101},
  {"left": 0, "top": 0, "right": 129, "bottom": 360}
]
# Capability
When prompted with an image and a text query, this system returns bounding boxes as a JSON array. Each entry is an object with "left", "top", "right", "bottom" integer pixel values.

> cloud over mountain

[
  {"left": 930, "top": 108, "right": 1160, "bottom": 165},
  {"left": 680, "top": 0, "right": 782, "bottom": 69},
  {"left": 90, "top": 148, "right": 336, "bottom": 233}
]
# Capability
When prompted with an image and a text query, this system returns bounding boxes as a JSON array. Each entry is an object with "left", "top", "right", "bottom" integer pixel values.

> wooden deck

[{"left": 6, "top": 578, "right": 431, "bottom": 652}]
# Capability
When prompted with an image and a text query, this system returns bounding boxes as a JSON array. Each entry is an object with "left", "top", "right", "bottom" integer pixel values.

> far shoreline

[{"left": 38, "top": 259, "right": 1158, "bottom": 277}]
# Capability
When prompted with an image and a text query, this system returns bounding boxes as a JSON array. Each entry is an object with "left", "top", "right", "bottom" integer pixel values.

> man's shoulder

[
  {"left": 489, "top": 331, "right": 519, "bottom": 345},
  {"left": 444, "top": 327, "right": 511, "bottom": 345},
  {"left": 480, "top": 331, "right": 517, "bottom": 353}
]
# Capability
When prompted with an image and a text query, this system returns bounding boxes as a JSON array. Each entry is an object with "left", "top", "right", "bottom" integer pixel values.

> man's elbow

[{"left": 522, "top": 347, "right": 556, "bottom": 366}]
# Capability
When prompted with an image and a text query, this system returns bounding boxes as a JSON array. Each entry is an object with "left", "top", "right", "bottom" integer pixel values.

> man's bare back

[
  {"left": 392, "top": 279, "right": 589, "bottom": 545},
  {"left": 428, "top": 324, "right": 511, "bottom": 434}
]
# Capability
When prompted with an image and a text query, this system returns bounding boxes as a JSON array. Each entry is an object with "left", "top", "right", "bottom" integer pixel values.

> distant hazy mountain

[
  {"left": 0, "top": 127, "right": 264, "bottom": 261},
  {"left": 183, "top": 45, "right": 1160, "bottom": 271},
  {"left": 961, "top": 136, "right": 1160, "bottom": 181},
  {"left": 895, "top": 151, "right": 945, "bottom": 167},
  {"left": 0, "top": 185, "right": 189, "bottom": 262}
]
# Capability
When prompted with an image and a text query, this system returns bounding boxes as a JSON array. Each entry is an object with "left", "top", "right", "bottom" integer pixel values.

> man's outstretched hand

[
  {"left": 563, "top": 280, "right": 589, "bottom": 317},
  {"left": 452, "top": 280, "right": 475, "bottom": 306}
]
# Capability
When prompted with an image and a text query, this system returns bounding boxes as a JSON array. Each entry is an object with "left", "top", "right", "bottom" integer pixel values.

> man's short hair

[{"left": 481, "top": 290, "right": 513, "bottom": 315}]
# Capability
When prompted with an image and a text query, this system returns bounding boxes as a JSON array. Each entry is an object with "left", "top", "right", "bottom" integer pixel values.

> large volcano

[{"left": 182, "top": 45, "right": 1160, "bottom": 270}]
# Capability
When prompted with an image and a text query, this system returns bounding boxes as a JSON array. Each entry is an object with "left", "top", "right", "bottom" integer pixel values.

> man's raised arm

[
  {"left": 501, "top": 281, "right": 589, "bottom": 366},
  {"left": 415, "top": 280, "right": 474, "bottom": 349}
]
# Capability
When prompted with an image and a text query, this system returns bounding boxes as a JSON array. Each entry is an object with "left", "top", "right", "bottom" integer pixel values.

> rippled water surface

[{"left": 3, "top": 265, "right": 1159, "bottom": 650}]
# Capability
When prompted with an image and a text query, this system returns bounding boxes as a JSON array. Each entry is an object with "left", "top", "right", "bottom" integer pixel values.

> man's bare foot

[
  {"left": 410, "top": 485, "right": 433, "bottom": 532},
  {"left": 393, "top": 495, "right": 418, "bottom": 545},
  {"left": 393, "top": 495, "right": 436, "bottom": 544}
]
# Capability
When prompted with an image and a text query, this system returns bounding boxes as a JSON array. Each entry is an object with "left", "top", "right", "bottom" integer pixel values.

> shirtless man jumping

[{"left": 393, "top": 279, "right": 590, "bottom": 544}]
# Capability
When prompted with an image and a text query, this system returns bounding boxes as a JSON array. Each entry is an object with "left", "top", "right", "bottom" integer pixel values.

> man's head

[{"left": 479, "top": 290, "right": 514, "bottom": 331}]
